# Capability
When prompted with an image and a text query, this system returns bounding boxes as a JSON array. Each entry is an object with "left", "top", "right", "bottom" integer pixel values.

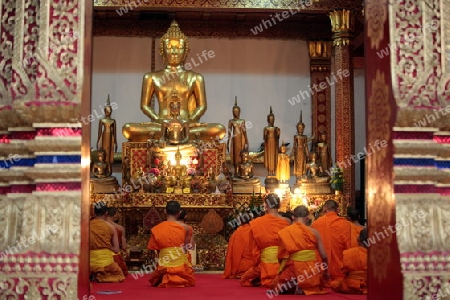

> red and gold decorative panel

[
  {"left": 365, "top": 0, "right": 403, "bottom": 299},
  {"left": 0, "top": 0, "right": 84, "bottom": 297},
  {"left": 390, "top": 0, "right": 450, "bottom": 112},
  {"left": 389, "top": 0, "right": 450, "bottom": 299}
]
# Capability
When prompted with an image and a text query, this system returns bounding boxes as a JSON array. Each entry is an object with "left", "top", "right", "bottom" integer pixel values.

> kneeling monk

[
  {"left": 222, "top": 215, "right": 256, "bottom": 279},
  {"left": 332, "top": 227, "right": 368, "bottom": 294},
  {"left": 270, "top": 205, "right": 328, "bottom": 295},
  {"left": 89, "top": 202, "right": 126, "bottom": 283},
  {"left": 147, "top": 201, "right": 195, "bottom": 287},
  {"left": 240, "top": 193, "right": 290, "bottom": 287}
]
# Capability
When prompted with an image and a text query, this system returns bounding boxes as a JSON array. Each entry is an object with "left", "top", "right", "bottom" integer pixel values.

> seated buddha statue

[
  {"left": 122, "top": 20, "right": 226, "bottom": 142},
  {"left": 91, "top": 149, "right": 112, "bottom": 178},
  {"left": 303, "top": 152, "right": 328, "bottom": 183},
  {"left": 237, "top": 149, "right": 254, "bottom": 180},
  {"left": 160, "top": 90, "right": 190, "bottom": 145},
  {"left": 169, "top": 148, "right": 187, "bottom": 182}
]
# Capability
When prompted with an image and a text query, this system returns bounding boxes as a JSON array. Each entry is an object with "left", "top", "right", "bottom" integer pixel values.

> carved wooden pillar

[
  {"left": 308, "top": 41, "right": 332, "bottom": 144},
  {"left": 329, "top": 10, "right": 355, "bottom": 203}
]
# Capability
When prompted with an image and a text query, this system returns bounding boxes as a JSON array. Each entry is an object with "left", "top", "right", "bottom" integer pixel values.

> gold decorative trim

[
  {"left": 0, "top": 275, "right": 77, "bottom": 300},
  {"left": 23, "top": 166, "right": 81, "bottom": 182},
  {"left": 94, "top": 0, "right": 363, "bottom": 11},
  {"left": 394, "top": 167, "right": 444, "bottom": 183},
  {"left": 396, "top": 194, "right": 450, "bottom": 253},
  {"left": 0, "top": 192, "right": 81, "bottom": 254},
  {"left": 396, "top": 107, "right": 450, "bottom": 130},
  {"left": 25, "top": 137, "right": 82, "bottom": 153},
  {"left": 308, "top": 41, "right": 332, "bottom": 59},
  {"left": 329, "top": 10, "right": 354, "bottom": 46},
  {"left": 403, "top": 274, "right": 450, "bottom": 300}
]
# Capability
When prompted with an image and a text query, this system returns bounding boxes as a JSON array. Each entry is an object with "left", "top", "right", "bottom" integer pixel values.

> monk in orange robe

[
  {"left": 177, "top": 208, "right": 195, "bottom": 266},
  {"left": 311, "top": 200, "right": 351, "bottom": 286},
  {"left": 222, "top": 215, "right": 256, "bottom": 279},
  {"left": 147, "top": 201, "right": 195, "bottom": 287},
  {"left": 89, "top": 202, "right": 126, "bottom": 283},
  {"left": 240, "top": 193, "right": 290, "bottom": 288},
  {"left": 269, "top": 205, "right": 329, "bottom": 296},
  {"left": 332, "top": 228, "right": 368, "bottom": 294},
  {"left": 347, "top": 207, "right": 365, "bottom": 247},
  {"left": 106, "top": 207, "right": 129, "bottom": 276}
]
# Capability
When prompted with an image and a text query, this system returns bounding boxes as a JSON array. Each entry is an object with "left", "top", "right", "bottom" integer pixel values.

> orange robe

[
  {"left": 147, "top": 221, "right": 195, "bottom": 287},
  {"left": 311, "top": 212, "right": 351, "bottom": 283},
  {"left": 349, "top": 222, "right": 364, "bottom": 248},
  {"left": 240, "top": 214, "right": 289, "bottom": 287},
  {"left": 331, "top": 246, "right": 367, "bottom": 294},
  {"left": 272, "top": 222, "right": 327, "bottom": 295},
  {"left": 113, "top": 227, "right": 129, "bottom": 276},
  {"left": 89, "top": 219, "right": 125, "bottom": 283},
  {"left": 222, "top": 223, "right": 256, "bottom": 279}
]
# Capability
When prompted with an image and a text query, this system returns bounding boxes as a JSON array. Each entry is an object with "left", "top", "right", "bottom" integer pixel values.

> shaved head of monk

[
  {"left": 264, "top": 193, "right": 281, "bottom": 210},
  {"left": 323, "top": 200, "right": 338, "bottom": 213},
  {"left": 94, "top": 201, "right": 108, "bottom": 216},
  {"left": 166, "top": 200, "right": 181, "bottom": 216},
  {"left": 293, "top": 205, "right": 310, "bottom": 218}
]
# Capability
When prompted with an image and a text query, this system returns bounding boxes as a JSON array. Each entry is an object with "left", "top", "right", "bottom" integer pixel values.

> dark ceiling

[{"left": 93, "top": 8, "right": 364, "bottom": 56}]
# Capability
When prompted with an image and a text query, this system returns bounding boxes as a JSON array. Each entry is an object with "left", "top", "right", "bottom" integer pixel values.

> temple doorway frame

[{"left": 79, "top": 1, "right": 403, "bottom": 299}]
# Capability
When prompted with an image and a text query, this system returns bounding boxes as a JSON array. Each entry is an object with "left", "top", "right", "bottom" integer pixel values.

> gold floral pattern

[
  {"left": 367, "top": 69, "right": 393, "bottom": 282},
  {"left": 366, "top": 0, "right": 387, "bottom": 49}
]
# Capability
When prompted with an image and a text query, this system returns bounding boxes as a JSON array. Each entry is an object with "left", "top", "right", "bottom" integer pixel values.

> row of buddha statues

[{"left": 90, "top": 20, "right": 334, "bottom": 195}]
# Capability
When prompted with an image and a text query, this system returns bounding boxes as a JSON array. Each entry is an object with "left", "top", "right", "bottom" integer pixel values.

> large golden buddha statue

[{"left": 122, "top": 20, "right": 226, "bottom": 142}]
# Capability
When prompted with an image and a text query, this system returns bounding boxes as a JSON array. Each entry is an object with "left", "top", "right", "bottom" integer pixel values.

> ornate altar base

[
  {"left": 297, "top": 181, "right": 332, "bottom": 195},
  {"left": 89, "top": 176, "right": 119, "bottom": 194},
  {"left": 90, "top": 192, "right": 233, "bottom": 270}
]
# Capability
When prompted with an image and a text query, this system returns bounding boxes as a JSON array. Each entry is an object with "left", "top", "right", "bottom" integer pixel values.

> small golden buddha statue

[
  {"left": 160, "top": 90, "right": 190, "bottom": 145},
  {"left": 122, "top": 20, "right": 226, "bottom": 142},
  {"left": 303, "top": 152, "right": 328, "bottom": 183},
  {"left": 276, "top": 142, "right": 290, "bottom": 183},
  {"left": 237, "top": 149, "right": 254, "bottom": 180},
  {"left": 91, "top": 149, "right": 112, "bottom": 178},
  {"left": 317, "top": 132, "right": 332, "bottom": 173},
  {"left": 172, "top": 148, "right": 187, "bottom": 179}
]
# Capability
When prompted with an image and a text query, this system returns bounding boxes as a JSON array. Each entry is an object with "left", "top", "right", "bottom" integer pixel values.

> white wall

[{"left": 91, "top": 36, "right": 365, "bottom": 189}]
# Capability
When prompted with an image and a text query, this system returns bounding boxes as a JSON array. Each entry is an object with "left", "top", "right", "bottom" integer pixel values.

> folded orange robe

[
  {"left": 272, "top": 222, "right": 327, "bottom": 295},
  {"left": 147, "top": 221, "right": 195, "bottom": 287},
  {"left": 311, "top": 212, "right": 351, "bottom": 283},
  {"left": 240, "top": 214, "right": 289, "bottom": 287},
  {"left": 222, "top": 223, "right": 256, "bottom": 279},
  {"left": 349, "top": 222, "right": 364, "bottom": 248},
  {"left": 89, "top": 219, "right": 125, "bottom": 283},
  {"left": 331, "top": 246, "right": 367, "bottom": 294}
]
